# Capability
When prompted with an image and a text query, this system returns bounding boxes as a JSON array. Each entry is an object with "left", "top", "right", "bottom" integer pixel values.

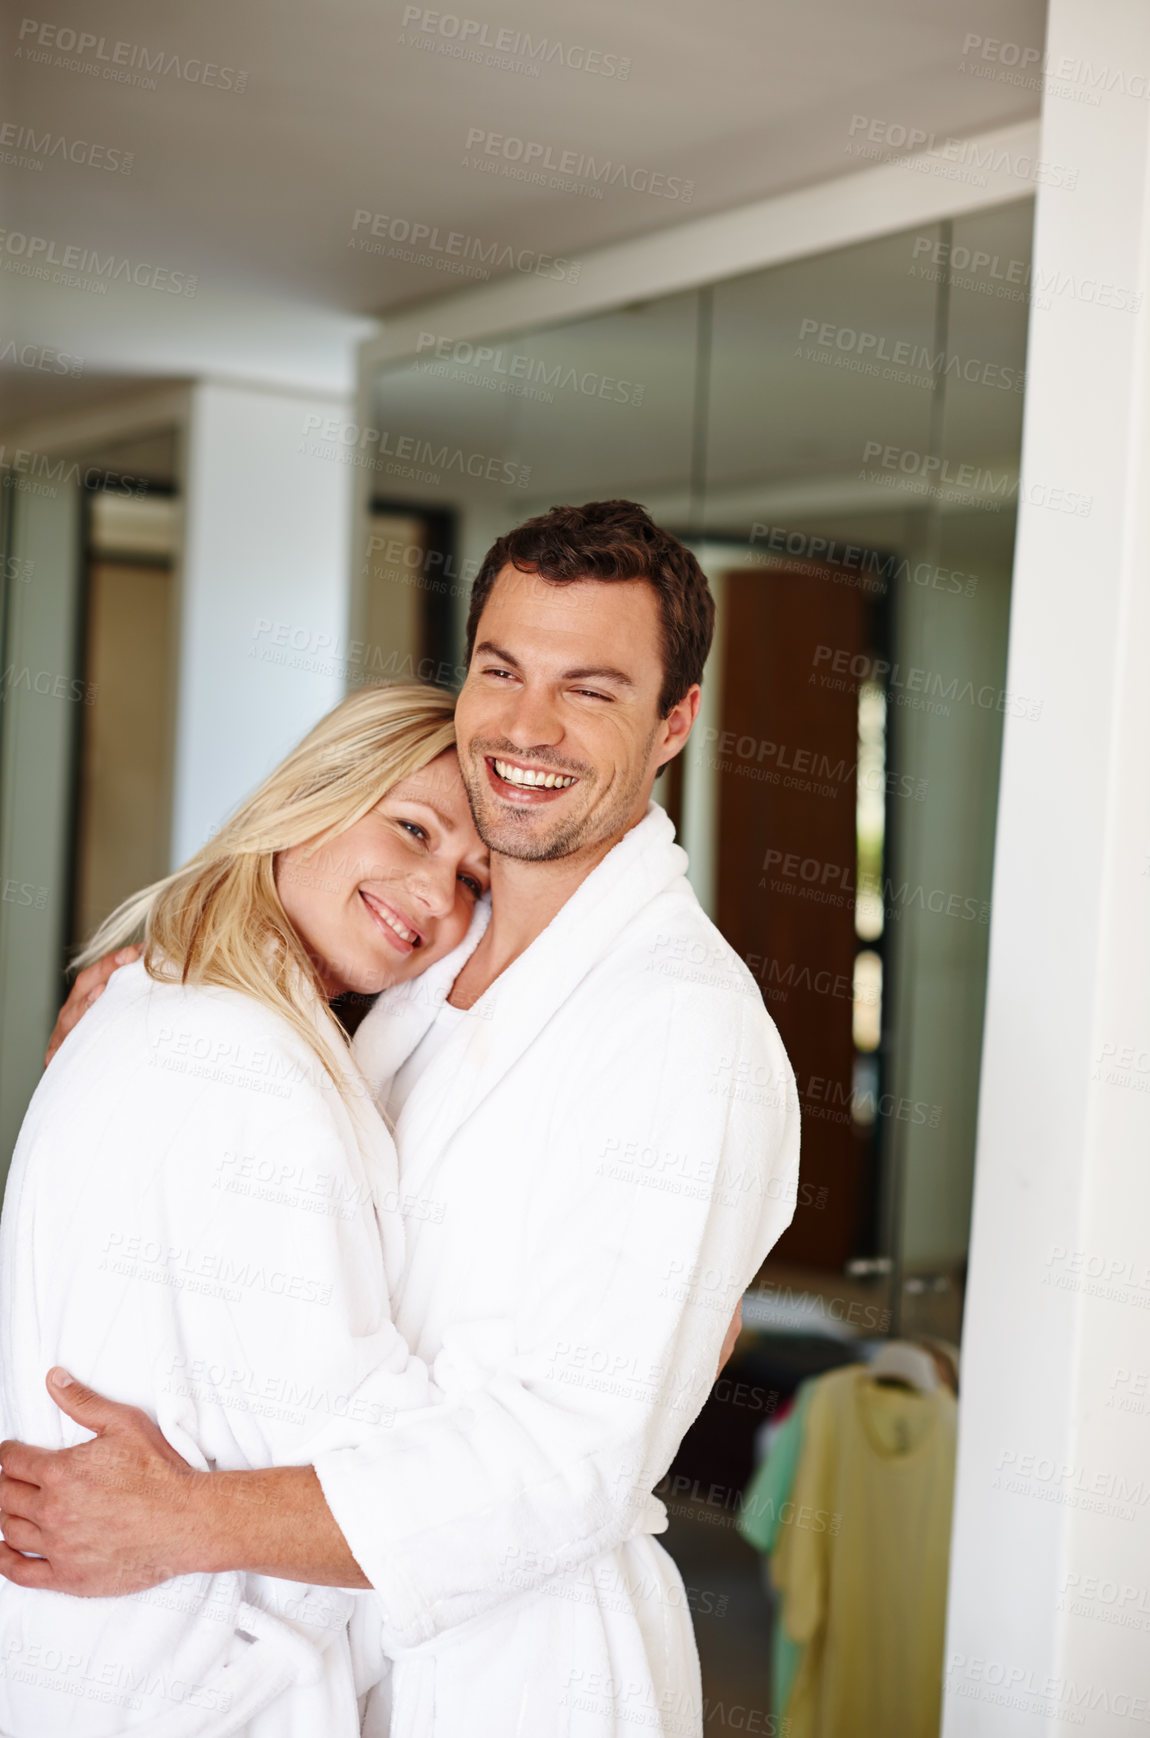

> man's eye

[
  {"left": 484, "top": 666, "right": 517, "bottom": 681},
  {"left": 574, "top": 688, "right": 611, "bottom": 702}
]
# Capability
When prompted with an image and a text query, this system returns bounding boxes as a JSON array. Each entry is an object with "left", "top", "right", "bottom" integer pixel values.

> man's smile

[{"left": 486, "top": 755, "right": 581, "bottom": 803}]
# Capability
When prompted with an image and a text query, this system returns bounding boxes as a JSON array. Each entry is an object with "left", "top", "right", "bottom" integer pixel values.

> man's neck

[{"left": 449, "top": 809, "right": 646, "bottom": 1009}]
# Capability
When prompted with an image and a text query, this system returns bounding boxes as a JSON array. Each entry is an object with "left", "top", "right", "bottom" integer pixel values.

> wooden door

[{"left": 717, "top": 563, "right": 880, "bottom": 1270}]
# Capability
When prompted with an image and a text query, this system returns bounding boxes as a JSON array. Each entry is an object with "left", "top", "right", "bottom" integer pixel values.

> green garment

[{"left": 737, "top": 1381, "right": 814, "bottom": 1720}]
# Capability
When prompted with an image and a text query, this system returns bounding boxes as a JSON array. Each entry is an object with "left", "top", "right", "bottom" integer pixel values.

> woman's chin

[
  {"left": 350, "top": 953, "right": 425, "bottom": 994},
  {"left": 317, "top": 933, "right": 442, "bottom": 998}
]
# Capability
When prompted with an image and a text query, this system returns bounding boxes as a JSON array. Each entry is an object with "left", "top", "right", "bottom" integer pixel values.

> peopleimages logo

[
  {"left": 961, "top": 33, "right": 1150, "bottom": 103},
  {"left": 0, "top": 339, "right": 83, "bottom": 375},
  {"left": 399, "top": 7, "right": 631, "bottom": 78},
  {"left": 349, "top": 209, "right": 580, "bottom": 283},
  {"left": 0, "top": 121, "right": 133, "bottom": 173},
  {"left": 15, "top": 18, "right": 248, "bottom": 93},
  {"left": 811, "top": 642, "right": 1043, "bottom": 722},
  {"left": 797, "top": 317, "right": 1025, "bottom": 392},
  {"left": 908, "top": 235, "right": 1142, "bottom": 314},
  {"left": 299, "top": 414, "right": 532, "bottom": 489},
  {"left": 860, "top": 441, "right": 1093, "bottom": 518},
  {"left": 414, "top": 332, "right": 645, "bottom": 405},
  {"left": 0, "top": 444, "right": 148, "bottom": 499},
  {"left": 0, "top": 229, "right": 197, "bottom": 295},
  {"left": 462, "top": 127, "right": 694, "bottom": 201},
  {"left": 846, "top": 115, "right": 1079, "bottom": 189}
]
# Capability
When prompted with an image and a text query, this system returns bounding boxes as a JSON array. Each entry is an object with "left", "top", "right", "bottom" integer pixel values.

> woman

[{"left": 0, "top": 683, "right": 490, "bottom": 1737}]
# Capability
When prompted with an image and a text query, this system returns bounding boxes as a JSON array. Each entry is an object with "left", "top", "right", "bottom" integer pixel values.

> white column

[
  {"left": 171, "top": 381, "right": 354, "bottom": 861},
  {"left": 945, "top": 4, "right": 1150, "bottom": 1732},
  {"left": 0, "top": 478, "right": 82, "bottom": 1176}
]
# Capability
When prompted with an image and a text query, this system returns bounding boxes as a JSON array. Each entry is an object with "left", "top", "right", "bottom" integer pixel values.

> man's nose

[{"left": 502, "top": 682, "right": 563, "bottom": 747}]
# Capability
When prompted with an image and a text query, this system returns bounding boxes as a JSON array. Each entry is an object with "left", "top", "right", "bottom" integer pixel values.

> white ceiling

[
  {"left": 359, "top": 198, "right": 1033, "bottom": 531},
  {"left": 0, "top": 0, "right": 1046, "bottom": 424}
]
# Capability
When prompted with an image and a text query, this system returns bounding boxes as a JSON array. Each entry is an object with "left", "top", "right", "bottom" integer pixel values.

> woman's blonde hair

[{"left": 77, "top": 682, "right": 458, "bottom": 1087}]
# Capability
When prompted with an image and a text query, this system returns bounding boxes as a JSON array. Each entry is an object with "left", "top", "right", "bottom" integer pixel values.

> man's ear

[{"left": 656, "top": 685, "right": 702, "bottom": 771}]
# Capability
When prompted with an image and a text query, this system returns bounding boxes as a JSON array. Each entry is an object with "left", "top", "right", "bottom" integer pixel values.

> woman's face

[{"left": 276, "top": 749, "right": 489, "bottom": 998}]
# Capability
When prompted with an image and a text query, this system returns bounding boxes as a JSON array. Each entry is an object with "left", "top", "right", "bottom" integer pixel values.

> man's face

[{"left": 454, "top": 565, "right": 698, "bottom": 863}]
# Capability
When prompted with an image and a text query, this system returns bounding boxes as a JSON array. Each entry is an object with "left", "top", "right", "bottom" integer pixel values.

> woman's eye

[
  {"left": 458, "top": 874, "right": 483, "bottom": 897},
  {"left": 399, "top": 820, "right": 428, "bottom": 842}
]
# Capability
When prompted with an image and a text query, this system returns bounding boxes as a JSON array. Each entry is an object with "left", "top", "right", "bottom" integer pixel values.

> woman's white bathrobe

[
  {"left": 318, "top": 804, "right": 802, "bottom": 1738},
  {"left": 0, "top": 963, "right": 432, "bottom": 1738}
]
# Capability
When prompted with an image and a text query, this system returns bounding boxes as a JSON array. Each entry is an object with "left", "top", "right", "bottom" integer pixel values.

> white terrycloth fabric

[
  {"left": 318, "top": 804, "right": 801, "bottom": 1738},
  {"left": 0, "top": 962, "right": 436, "bottom": 1737}
]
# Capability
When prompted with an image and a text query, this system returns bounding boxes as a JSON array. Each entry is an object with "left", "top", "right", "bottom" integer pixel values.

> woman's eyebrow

[{"left": 395, "top": 795, "right": 459, "bottom": 831}]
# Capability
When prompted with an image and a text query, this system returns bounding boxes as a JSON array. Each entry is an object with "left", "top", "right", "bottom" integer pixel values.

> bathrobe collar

[
  {"left": 369, "top": 802, "right": 687, "bottom": 1192},
  {"left": 350, "top": 890, "right": 492, "bottom": 1104}
]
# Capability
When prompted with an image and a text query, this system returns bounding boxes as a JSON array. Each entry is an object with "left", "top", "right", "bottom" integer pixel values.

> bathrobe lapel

[
  {"left": 390, "top": 804, "right": 687, "bottom": 1201},
  {"left": 351, "top": 895, "right": 491, "bottom": 1103}
]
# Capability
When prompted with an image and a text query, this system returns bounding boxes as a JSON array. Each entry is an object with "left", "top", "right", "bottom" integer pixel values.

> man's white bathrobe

[
  {"left": 0, "top": 963, "right": 432, "bottom": 1737},
  {"left": 318, "top": 804, "right": 801, "bottom": 1738}
]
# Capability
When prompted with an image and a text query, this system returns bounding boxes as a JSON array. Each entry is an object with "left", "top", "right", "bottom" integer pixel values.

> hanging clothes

[
  {"left": 737, "top": 1380, "right": 814, "bottom": 1721},
  {"left": 769, "top": 1364, "right": 957, "bottom": 1738}
]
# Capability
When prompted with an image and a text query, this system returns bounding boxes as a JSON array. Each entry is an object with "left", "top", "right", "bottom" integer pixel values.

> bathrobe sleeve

[
  {"left": 314, "top": 972, "right": 799, "bottom": 1649},
  {"left": 0, "top": 983, "right": 435, "bottom": 1738}
]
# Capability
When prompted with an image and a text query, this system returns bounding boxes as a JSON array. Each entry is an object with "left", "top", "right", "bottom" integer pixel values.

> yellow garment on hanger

[{"left": 771, "top": 1364, "right": 957, "bottom": 1738}]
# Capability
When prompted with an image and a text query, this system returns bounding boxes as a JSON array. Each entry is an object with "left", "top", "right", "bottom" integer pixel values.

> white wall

[
  {"left": 945, "top": 2, "right": 1150, "bottom": 1731},
  {"left": 172, "top": 381, "right": 353, "bottom": 861}
]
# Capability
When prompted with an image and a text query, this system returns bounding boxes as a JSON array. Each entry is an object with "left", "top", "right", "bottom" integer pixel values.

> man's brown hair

[{"left": 465, "top": 499, "right": 715, "bottom": 717}]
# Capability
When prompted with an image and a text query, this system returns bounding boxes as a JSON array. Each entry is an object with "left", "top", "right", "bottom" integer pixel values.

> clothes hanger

[{"left": 868, "top": 1340, "right": 940, "bottom": 1393}]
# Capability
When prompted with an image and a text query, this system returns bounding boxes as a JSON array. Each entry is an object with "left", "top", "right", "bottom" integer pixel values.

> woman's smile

[{"left": 359, "top": 889, "right": 424, "bottom": 954}]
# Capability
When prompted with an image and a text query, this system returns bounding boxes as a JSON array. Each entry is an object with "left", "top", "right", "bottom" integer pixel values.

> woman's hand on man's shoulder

[{"left": 45, "top": 945, "right": 143, "bottom": 1066}]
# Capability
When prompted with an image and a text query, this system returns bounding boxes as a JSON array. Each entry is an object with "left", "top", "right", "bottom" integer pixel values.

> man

[{"left": 0, "top": 499, "right": 800, "bottom": 1735}]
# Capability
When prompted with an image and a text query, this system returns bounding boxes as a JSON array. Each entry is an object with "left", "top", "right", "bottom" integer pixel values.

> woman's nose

[{"left": 408, "top": 860, "right": 457, "bottom": 919}]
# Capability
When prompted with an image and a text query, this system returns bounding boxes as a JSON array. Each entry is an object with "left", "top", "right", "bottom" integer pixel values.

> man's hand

[
  {"left": 0, "top": 1368, "right": 369, "bottom": 1592},
  {"left": 716, "top": 1299, "right": 743, "bottom": 1378},
  {"left": 45, "top": 945, "right": 141, "bottom": 1065},
  {"left": 0, "top": 1368, "right": 199, "bottom": 1596}
]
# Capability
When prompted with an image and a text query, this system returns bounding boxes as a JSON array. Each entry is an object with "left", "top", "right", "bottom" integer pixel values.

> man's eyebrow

[
  {"left": 563, "top": 665, "right": 635, "bottom": 689},
  {"left": 474, "top": 639, "right": 521, "bottom": 667},
  {"left": 474, "top": 641, "right": 635, "bottom": 689}
]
